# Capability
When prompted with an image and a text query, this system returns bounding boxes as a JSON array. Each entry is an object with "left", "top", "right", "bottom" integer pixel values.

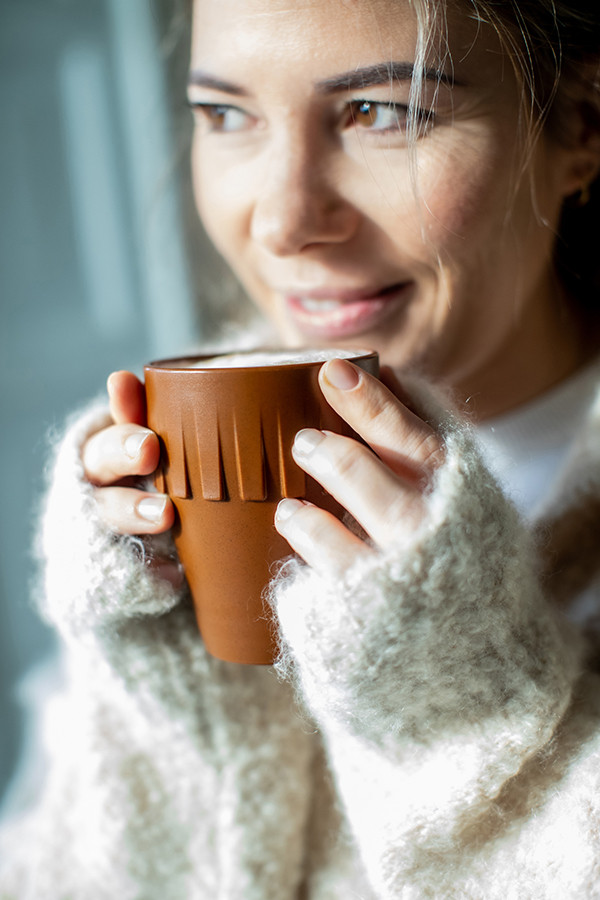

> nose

[{"left": 250, "top": 137, "right": 359, "bottom": 256}]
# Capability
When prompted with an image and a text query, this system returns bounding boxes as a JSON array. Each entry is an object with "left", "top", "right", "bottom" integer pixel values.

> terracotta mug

[{"left": 144, "top": 348, "right": 379, "bottom": 665}]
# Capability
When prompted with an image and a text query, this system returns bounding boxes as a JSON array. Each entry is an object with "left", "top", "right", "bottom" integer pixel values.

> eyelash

[
  {"left": 187, "top": 99, "right": 432, "bottom": 137},
  {"left": 188, "top": 102, "right": 252, "bottom": 133},
  {"left": 347, "top": 99, "right": 427, "bottom": 134}
]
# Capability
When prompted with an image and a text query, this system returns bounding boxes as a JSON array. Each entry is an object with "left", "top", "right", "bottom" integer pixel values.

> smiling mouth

[{"left": 284, "top": 282, "right": 412, "bottom": 338}]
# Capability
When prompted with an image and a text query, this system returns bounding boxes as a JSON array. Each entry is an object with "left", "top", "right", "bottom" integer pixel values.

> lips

[{"left": 283, "top": 282, "right": 412, "bottom": 339}]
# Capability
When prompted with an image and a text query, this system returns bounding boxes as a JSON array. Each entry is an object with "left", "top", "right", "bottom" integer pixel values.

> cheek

[
  {"left": 362, "top": 135, "right": 515, "bottom": 282},
  {"left": 191, "top": 142, "right": 249, "bottom": 260},
  {"left": 418, "top": 144, "right": 509, "bottom": 261}
]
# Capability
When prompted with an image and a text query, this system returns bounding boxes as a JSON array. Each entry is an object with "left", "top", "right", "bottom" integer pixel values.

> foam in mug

[
  {"left": 144, "top": 347, "right": 379, "bottom": 665},
  {"left": 187, "top": 348, "right": 374, "bottom": 368}
]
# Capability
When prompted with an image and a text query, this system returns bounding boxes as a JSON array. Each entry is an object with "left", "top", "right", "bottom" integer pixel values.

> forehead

[
  {"left": 190, "top": 0, "right": 504, "bottom": 88},
  {"left": 192, "top": 0, "right": 421, "bottom": 69}
]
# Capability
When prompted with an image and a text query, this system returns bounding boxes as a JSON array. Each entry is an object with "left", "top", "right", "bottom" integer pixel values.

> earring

[{"left": 576, "top": 183, "right": 592, "bottom": 207}]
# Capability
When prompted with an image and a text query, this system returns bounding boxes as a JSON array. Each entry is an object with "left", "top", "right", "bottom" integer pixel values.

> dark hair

[
  {"left": 419, "top": 0, "right": 600, "bottom": 305},
  {"left": 499, "top": 1, "right": 600, "bottom": 304}
]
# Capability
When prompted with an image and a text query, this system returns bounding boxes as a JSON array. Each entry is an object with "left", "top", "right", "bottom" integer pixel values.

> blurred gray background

[{"left": 0, "top": 0, "right": 214, "bottom": 810}]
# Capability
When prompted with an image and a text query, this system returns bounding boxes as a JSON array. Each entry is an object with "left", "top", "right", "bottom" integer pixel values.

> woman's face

[{"left": 189, "top": 0, "right": 585, "bottom": 416}]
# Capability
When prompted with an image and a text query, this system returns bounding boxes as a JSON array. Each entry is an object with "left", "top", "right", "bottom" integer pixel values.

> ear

[
  {"left": 554, "top": 74, "right": 600, "bottom": 199},
  {"left": 560, "top": 134, "right": 600, "bottom": 200}
]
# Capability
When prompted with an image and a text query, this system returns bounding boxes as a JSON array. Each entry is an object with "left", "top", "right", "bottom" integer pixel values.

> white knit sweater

[{"left": 1, "top": 369, "right": 600, "bottom": 899}]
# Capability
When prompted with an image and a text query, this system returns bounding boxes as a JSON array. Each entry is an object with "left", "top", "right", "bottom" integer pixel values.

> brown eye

[
  {"left": 188, "top": 102, "right": 252, "bottom": 133},
  {"left": 348, "top": 100, "right": 409, "bottom": 133},
  {"left": 207, "top": 107, "right": 227, "bottom": 127},
  {"left": 353, "top": 100, "right": 378, "bottom": 128}
]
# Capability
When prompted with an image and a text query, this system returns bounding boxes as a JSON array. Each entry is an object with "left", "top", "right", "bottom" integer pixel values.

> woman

[{"left": 2, "top": 0, "right": 600, "bottom": 897}]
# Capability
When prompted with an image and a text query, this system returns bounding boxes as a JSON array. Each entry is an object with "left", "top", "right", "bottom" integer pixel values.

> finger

[
  {"left": 275, "top": 498, "right": 372, "bottom": 575},
  {"left": 93, "top": 486, "right": 174, "bottom": 535},
  {"left": 379, "top": 365, "right": 421, "bottom": 416},
  {"left": 83, "top": 424, "right": 160, "bottom": 486},
  {"left": 319, "top": 358, "right": 444, "bottom": 481},
  {"left": 292, "top": 429, "right": 424, "bottom": 549},
  {"left": 107, "top": 371, "right": 147, "bottom": 426},
  {"left": 145, "top": 557, "right": 186, "bottom": 590}
]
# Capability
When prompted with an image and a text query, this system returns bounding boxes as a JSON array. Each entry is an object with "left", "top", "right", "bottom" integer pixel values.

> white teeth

[{"left": 299, "top": 297, "right": 342, "bottom": 311}]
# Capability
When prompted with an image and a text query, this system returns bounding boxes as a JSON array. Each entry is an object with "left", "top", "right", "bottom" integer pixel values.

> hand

[
  {"left": 274, "top": 358, "right": 444, "bottom": 575},
  {"left": 82, "top": 371, "right": 175, "bottom": 536}
]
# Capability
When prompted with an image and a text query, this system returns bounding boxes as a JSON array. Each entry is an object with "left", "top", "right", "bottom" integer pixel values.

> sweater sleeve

[
  {"left": 2, "top": 399, "right": 318, "bottom": 900},
  {"left": 37, "top": 401, "right": 184, "bottom": 637},
  {"left": 270, "top": 382, "right": 596, "bottom": 898}
]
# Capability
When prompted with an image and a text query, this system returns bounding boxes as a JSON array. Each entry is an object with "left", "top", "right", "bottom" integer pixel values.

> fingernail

[
  {"left": 276, "top": 498, "right": 306, "bottom": 523},
  {"left": 293, "top": 429, "right": 326, "bottom": 458},
  {"left": 323, "top": 358, "right": 360, "bottom": 391},
  {"left": 125, "top": 431, "right": 150, "bottom": 459},
  {"left": 138, "top": 495, "right": 167, "bottom": 522}
]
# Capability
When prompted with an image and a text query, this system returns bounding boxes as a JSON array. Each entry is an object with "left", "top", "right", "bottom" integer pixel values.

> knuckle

[
  {"left": 355, "top": 379, "right": 443, "bottom": 471},
  {"left": 93, "top": 486, "right": 170, "bottom": 536},
  {"left": 82, "top": 431, "right": 106, "bottom": 482},
  {"left": 413, "top": 431, "right": 444, "bottom": 469},
  {"left": 360, "top": 389, "right": 394, "bottom": 435},
  {"left": 293, "top": 505, "right": 339, "bottom": 560},
  {"left": 360, "top": 389, "right": 425, "bottom": 452},
  {"left": 330, "top": 437, "right": 367, "bottom": 482},
  {"left": 299, "top": 505, "right": 330, "bottom": 542},
  {"left": 83, "top": 425, "right": 157, "bottom": 485},
  {"left": 385, "top": 489, "right": 426, "bottom": 536},
  {"left": 93, "top": 486, "right": 135, "bottom": 533},
  {"left": 92, "top": 485, "right": 117, "bottom": 526}
]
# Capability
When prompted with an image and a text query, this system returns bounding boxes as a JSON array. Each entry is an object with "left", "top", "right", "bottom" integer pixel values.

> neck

[{"left": 452, "top": 280, "right": 600, "bottom": 421}]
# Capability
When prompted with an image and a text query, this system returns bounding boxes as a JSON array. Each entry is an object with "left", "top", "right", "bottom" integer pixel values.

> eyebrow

[
  {"left": 187, "top": 71, "right": 249, "bottom": 96},
  {"left": 316, "top": 62, "right": 454, "bottom": 93},
  {"left": 187, "top": 61, "right": 454, "bottom": 96}
]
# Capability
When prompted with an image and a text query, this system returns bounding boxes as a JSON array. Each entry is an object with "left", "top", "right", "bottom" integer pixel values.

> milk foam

[{"left": 190, "top": 348, "right": 372, "bottom": 369}]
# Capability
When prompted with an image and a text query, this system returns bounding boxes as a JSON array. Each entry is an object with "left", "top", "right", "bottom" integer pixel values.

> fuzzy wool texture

[
  {"left": 1, "top": 374, "right": 600, "bottom": 898},
  {"left": 0, "top": 404, "right": 321, "bottom": 900},
  {"left": 269, "top": 389, "right": 590, "bottom": 897}
]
